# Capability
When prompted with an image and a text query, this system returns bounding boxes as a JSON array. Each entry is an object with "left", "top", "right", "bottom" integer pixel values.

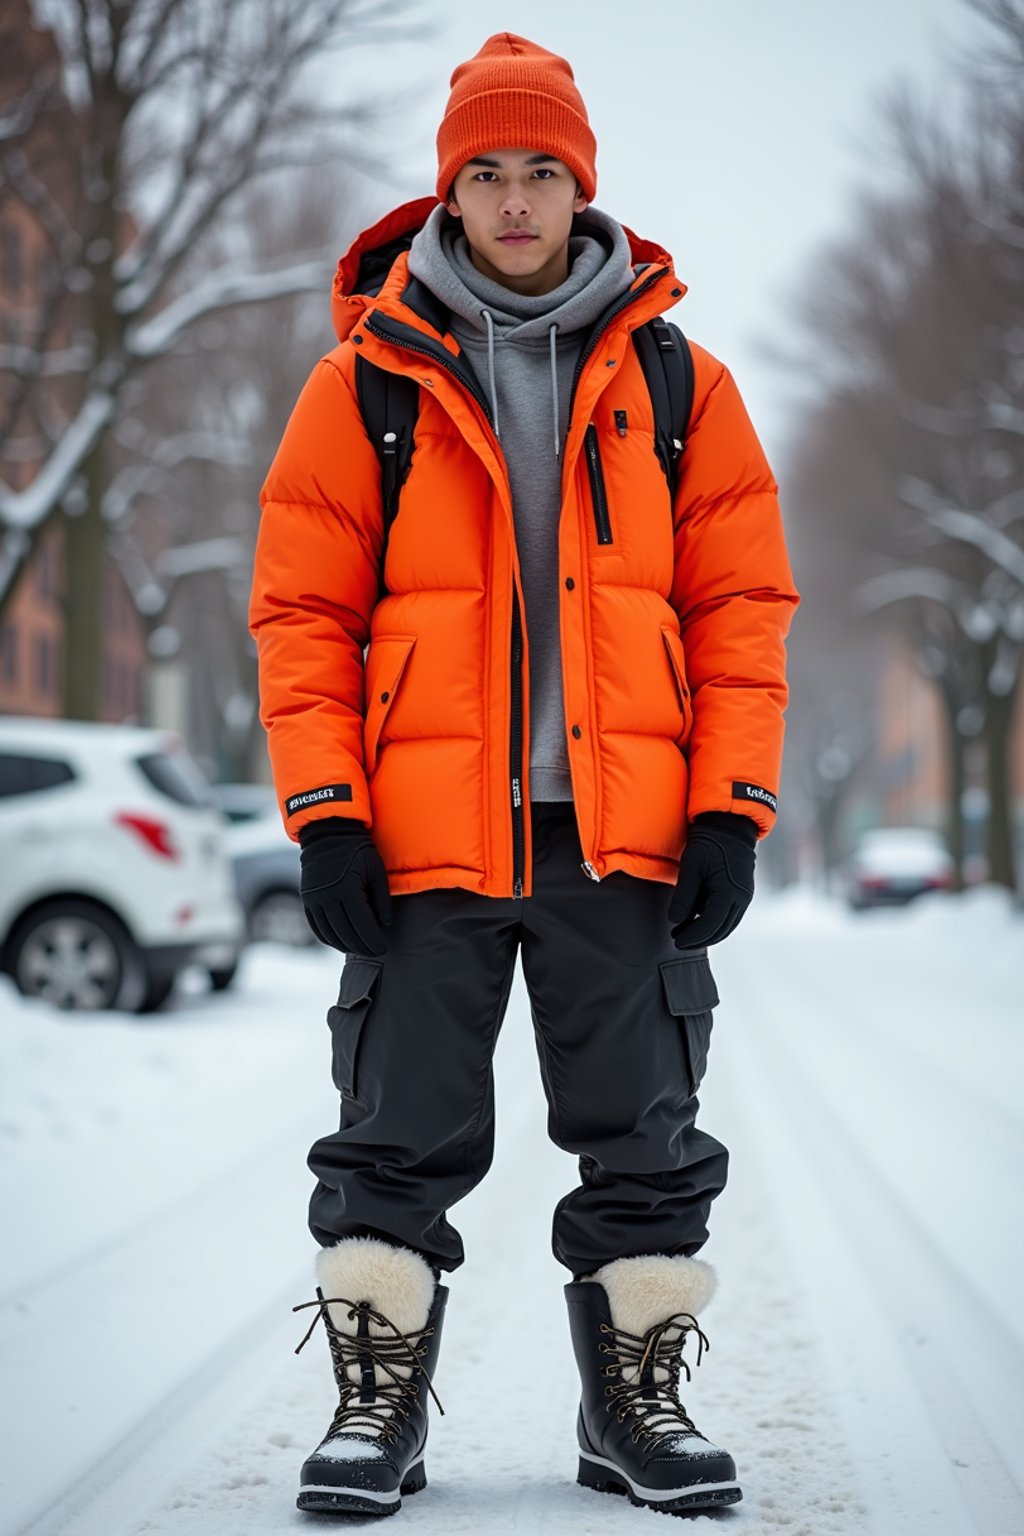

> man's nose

[{"left": 500, "top": 186, "right": 531, "bottom": 216}]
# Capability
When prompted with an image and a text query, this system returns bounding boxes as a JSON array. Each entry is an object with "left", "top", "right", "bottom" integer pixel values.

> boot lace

[
  {"left": 598, "top": 1310, "right": 710, "bottom": 1448},
  {"left": 293, "top": 1289, "right": 444, "bottom": 1447}
]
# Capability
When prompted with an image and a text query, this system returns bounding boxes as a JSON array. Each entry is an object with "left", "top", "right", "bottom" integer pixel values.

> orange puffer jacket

[{"left": 249, "top": 196, "right": 800, "bottom": 900}]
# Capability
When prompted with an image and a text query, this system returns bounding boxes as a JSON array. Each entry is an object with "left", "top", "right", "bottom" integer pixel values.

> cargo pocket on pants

[
  {"left": 326, "top": 956, "right": 384, "bottom": 1100},
  {"left": 658, "top": 952, "right": 720, "bottom": 1100}
]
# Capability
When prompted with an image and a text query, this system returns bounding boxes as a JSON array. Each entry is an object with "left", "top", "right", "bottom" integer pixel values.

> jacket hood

[{"left": 331, "top": 195, "right": 685, "bottom": 345}]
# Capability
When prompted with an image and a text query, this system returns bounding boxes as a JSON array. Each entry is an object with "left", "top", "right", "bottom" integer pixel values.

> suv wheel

[
  {"left": 9, "top": 900, "right": 143, "bottom": 1012},
  {"left": 207, "top": 959, "right": 239, "bottom": 992},
  {"left": 249, "top": 888, "right": 314, "bottom": 947},
  {"left": 138, "top": 965, "right": 177, "bottom": 1013}
]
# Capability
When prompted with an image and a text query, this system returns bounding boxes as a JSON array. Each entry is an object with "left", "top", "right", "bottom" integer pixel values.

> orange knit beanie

[{"left": 435, "top": 32, "right": 597, "bottom": 206}]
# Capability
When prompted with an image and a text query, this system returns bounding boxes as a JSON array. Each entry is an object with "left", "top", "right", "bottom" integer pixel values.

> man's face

[{"left": 446, "top": 147, "right": 589, "bottom": 297}]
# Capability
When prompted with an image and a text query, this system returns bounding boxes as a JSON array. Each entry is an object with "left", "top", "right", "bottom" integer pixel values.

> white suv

[{"left": 0, "top": 718, "right": 245, "bottom": 1012}]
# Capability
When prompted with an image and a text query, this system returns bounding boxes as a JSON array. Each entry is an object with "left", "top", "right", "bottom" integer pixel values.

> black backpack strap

[
  {"left": 354, "top": 353, "right": 419, "bottom": 600},
  {"left": 632, "top": 315, "right": 694, "bottom": 503}
]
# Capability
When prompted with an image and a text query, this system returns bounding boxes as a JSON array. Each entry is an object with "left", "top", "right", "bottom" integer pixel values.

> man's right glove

[{"left": 298, "top": 816, "right": 393, "bottom": 956}]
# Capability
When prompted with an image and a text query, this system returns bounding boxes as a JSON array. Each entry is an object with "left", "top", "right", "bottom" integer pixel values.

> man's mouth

[{"left": 498, "top": 232, "right": 537, "bottom": 246}]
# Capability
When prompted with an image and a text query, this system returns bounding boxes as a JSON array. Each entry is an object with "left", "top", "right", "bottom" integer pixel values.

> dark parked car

[
  {"left": 0, "top": 720, "right": 244, "bottom": 1011},
  {"left": 844, "top": 827, "right": 954, "bottom": 909},
  {"left": 210, "top": 784, "right": 312, "bottom": 947}
]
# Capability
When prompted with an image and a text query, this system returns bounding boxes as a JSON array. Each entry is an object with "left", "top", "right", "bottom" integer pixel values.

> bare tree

[
  {"left": 765, "top": 45, "right": 1024, "bottom": 892},
  {"left": 0, "top": 0, "right": 431, "bottom": 717},
  {"left": 110, "top": 161, "right": 361, "bottom": 774}
]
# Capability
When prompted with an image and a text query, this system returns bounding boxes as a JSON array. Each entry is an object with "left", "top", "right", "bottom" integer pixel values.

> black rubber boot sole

[
  {"left": 578, "top": 1451, "right": 742, "bottom": 1514},
  {"left": 296, "top": 1457, "right": 427, "bottom": 1516}
]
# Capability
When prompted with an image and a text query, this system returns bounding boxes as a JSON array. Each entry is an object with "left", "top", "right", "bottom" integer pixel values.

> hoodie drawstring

[
  {"left": 481, "top": 308, "right": 500, "bottom": 439},
  {"left": 549, "top": 322, "right": 560, "bottom": 460},
  {"left": 479, "top": 309, "right": 561, "bottom": 461}
]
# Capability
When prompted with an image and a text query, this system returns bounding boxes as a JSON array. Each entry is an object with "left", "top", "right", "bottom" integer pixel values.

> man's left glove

[
  {"left": 667, "top": 811, "right": 758, "bottom": 949},
  {"left": 298, "top": 816, "right": 393, "bottom": 956}
]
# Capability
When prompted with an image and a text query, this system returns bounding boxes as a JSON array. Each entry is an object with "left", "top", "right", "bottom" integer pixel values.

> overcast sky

[{"left": 330, "top": 0, "right": 987, "bottom": 460}]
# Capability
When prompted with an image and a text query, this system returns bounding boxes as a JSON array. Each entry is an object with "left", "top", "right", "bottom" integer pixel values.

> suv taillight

[{"left": 114, "top": 811, "right": 180, "bottom": 860}]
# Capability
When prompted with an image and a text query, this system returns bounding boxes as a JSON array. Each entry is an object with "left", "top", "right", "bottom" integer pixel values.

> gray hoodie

[{"left": 406, "top": 202, "right": 637, "bottom": 802}]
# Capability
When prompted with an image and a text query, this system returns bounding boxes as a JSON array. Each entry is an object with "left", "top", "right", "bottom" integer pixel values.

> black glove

[
  {"left": 298, "top": 816, "right": 393, "bottom": 956},
  {"left": 667, "top": 811, "right": 758, "bottom": 949}
]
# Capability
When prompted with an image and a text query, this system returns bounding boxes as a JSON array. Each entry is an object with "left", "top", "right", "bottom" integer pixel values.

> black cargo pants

[{"left": 307, "top": 800, "right": 729, "bottom": 1278}]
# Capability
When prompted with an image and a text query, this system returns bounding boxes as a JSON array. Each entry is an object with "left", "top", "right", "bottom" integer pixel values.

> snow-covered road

[{"left": 1, "top": 886, "right": 1021, "bottom": 1535}]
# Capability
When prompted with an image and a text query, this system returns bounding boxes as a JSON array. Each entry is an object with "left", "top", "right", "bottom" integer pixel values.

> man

[{"left": 251, "top": 31, "right": 799, "bottom": 1520}]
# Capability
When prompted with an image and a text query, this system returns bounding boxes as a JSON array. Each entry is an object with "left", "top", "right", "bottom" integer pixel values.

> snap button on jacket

[{"left": 249, "top": 196, "right": 800, "bottom": 900}]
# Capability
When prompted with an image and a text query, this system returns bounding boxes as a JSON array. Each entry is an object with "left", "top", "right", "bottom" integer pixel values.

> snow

[
  {"left": 0, "top": 885, "right": 1021, "bottom": 1534},
  {"left": 313, "top": 1437, "right": 388, "bottom": 1462}
]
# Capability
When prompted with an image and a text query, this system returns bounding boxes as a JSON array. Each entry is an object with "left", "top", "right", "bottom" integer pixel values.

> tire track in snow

[
  {"left": 0, "top": 1108, "right": 318, "bottom": 1316},
  {"left": 1, "top": 1107, "right": 323, "bottom": 1536},
  {"left": 721, "top": 971, "right": 1024, "bottom": 1536},
  {"left": 6, "top": 1274, "right": 305, "bottom": 1536},
  {"left": 792, "top": 938, "right": 1024, "bottom": 1151},
  {"left": 774, "top": 940, "right": 1024, "bottom": 1391}
]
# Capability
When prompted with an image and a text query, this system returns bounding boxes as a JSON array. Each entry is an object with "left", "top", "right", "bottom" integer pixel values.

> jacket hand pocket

[
  {"left": 326, "top": 955, "right": 384, "bottom": 1100},
  {"left": 363, "top": 634, "right": 417, "bottom": 777},
  {"left": 658, "top": 951, "right": 719, "bottom": 1100},
  {"left": 659, "top": 624, "right": 693, "bottom": 748}
]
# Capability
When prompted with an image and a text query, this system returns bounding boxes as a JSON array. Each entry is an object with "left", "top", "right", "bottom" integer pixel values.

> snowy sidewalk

[{"left": 1, "top": 887, "right": 1021, "bottom": 1535}]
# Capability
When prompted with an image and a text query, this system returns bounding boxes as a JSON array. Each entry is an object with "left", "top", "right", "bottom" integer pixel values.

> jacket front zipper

[
  {"left": 584, "top": 424, "right": 613, "bottom": 545},
  {"left": 363, "top": 313, "right": 496, "bottom": 429},
  {"left": 362, "top": 310, "right": 526, "bottom": 900},
  {"left": 567, "top": 265, "right": 670, "bottom": 423},
  {"left": 510, "top": 589, "right": 525, "bottom": 899}
]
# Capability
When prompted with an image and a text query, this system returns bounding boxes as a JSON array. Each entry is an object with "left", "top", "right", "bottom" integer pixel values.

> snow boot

[
  {"left": 565, "top": 1254, "right": 742, "bottom": 1514},
  {"left": 292, "top": 1235, "right": 448, "bottom": 1517}
]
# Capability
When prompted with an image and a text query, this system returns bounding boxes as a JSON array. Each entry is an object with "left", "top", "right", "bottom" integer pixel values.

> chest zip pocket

[
  {"left": 584, "top": 424, "right": 613, "bottom": 545},
  {"left": 658, "top": 952, "right": 720, "bottom": 1101},
  {"left": 327, "top": 956, "right": 384, "bottom": 1100}
]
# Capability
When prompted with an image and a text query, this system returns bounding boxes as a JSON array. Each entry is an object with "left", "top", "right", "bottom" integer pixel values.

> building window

[
  {"left": 37, "top": 540, "right": 62, "bottom": 602},
  {"left": 2, "top": 223, "right": 22, "bottom": 294},
  {"left": 1, "top": 623, "right": 17, "bottom": 686},
  {"left": 36, "top": 633, "right": 52, "bottom": 695}
]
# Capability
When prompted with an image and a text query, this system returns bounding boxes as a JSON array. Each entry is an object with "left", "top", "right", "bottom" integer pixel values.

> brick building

[{"left": 0, "top": 0, "right": 146, "bottom": 722}]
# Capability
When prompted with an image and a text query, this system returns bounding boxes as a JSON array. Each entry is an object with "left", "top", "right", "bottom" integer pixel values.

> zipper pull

[
  {"left": 614, "top": 410, "right": 628, "bottom": 437},
  {"left": 580, "top": 859, "right": 601, "bottom": 882}
]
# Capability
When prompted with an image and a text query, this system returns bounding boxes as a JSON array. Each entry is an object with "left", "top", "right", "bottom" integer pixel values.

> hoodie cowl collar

[{"left": 330, "top": 194, "right": 684, "bottom": 349}]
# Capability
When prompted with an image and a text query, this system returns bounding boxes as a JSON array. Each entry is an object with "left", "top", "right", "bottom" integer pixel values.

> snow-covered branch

[
  {"left": 0, "top": 145, "right": 80, "bottom": 260},
  {"left": 0, "top": 64, "right": 61, "bottom": 144},
  {"left": 0, "top": 341, "right": 94, "bottom": 377},
  {"left": 156, "top": 536, "right": 246, "bottom": 579},
  {"left": 855, "top": 566, "right": 964, "bottom": 614},
  {"left": 109, "top": 531, "right": 248, "bottom": 624},
  {"left": 123, "top": 259, "right": 330, "bottom": 359},
  {"left": 102, "top": 430, "right": 251, "bottom": 524},
  {"left": 899, "top": 476, "right": 1024, "bottom": 583},
  {"left": 0, "top": 389, "right": 115, "bottom": 529},
  {"left": 921, "top": 507, "right": 1024, "bottom": 585}
]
